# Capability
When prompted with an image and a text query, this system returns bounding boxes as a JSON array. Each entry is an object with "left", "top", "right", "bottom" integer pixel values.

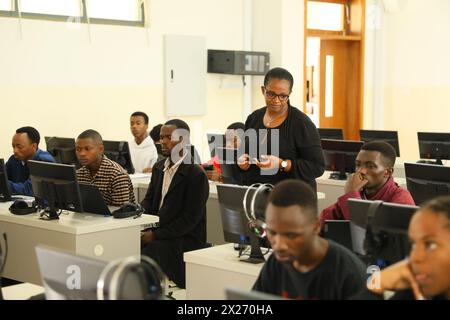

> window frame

[{"left": 0, "top": 0, "right": 146, "bottom": 27}]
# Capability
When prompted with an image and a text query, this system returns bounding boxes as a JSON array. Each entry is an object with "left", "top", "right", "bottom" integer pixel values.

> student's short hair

[
  {"left": 131, "top": 111, "right": 149, "bottom": 124},
  {"left": 150, "top": 124, "right": 163, "bottom": 142},
  {"left": 77, "top": 129, "right": 103, "bottom": 144},
  {"left": 227, "top": 122, "right": 245, "bottom": 131},
  {"left": 16, "top": 126, "right": 41, "bottom": 146},
  {"left": 420, "top": 196, "right": 450, "bottom": 229},
  {"left": 268, "top": 180, "right": 318, "bottom": 220},
  {"left": 264, "top": 67, "right": 294, "bottom": 92},
  {"left": 360, "top": 141, "right": 397, "bottom": 167},
  {"left": 164, "top": 119, "right": 190, "bottom": 133}
]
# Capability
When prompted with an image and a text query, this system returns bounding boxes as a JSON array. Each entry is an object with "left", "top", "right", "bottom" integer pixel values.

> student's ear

[
  {"left": 32, "top": 143, "right": 38, "bottom": 152},
  {"left": 385, "top": 167, "right": 394, "bottom": 177},
  {"left": 99, "top": 144, "right": 104, "bottom": 154},
  {"left": 312, "top": 218, "right": 321, "bottom": 235},
  {"left": 261, "top": 86, "right": 265, "bottom": 95}
]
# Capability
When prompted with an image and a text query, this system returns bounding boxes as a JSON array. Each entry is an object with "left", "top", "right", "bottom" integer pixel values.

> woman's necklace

[{"left": 264, "top": 108, "right": 288, "bottom": 127}]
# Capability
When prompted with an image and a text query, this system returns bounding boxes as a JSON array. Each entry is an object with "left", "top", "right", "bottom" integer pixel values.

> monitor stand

[{"left": 239, "top": 233, "right": 265, "bottom": 264}]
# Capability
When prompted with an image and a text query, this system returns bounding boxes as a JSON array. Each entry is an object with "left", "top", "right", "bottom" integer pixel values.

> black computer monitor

[
  {"left": 207, "top": 133, "right": 225, "bottom": 157},
  {"left": 404, "top": 162, "right": 450, "bottom": 205},
  {"left": 45, "top": 136, "right": 79, "bottom": 167},
  {"left": 360, "top": 129, "right": 400, "bottom": 157},
  {"left": 216, "top": 147, "right": 242, "bottom": 185},
  {"left": 321, "top": 139, "right": 364, "bottom": 180},
  {"left": 318, "top": 128, "right": 344, "bottom": 140},
  {"left": 348, "top": 199, "right": 419, "bottom": 265},
  {"left": 103, "top": 140, "right": 135, "bottom": 174},
  {"left": 0, "top": 159, "right": 12, "bottom": 202},
  {"left": 417, "top": 132, "right": 450, "bottom": 165},
  {"left": 216, "top": 184, "right": 270, "bottom": 264},
  {"left": 28, "top": 160, "right": 84, "bottom": 220}
]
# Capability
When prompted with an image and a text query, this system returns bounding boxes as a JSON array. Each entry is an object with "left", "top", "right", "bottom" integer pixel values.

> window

[
  {"left": 307, "top": 1, "right": 343, "bottom": 31},
  {"left": 87, "top": 0, "right": 141, "bottom": 21},
  {"left": 20, "top": 0, "right": 81, "bottom": 16},
  {"left": 0, "top": 0, "right": 13, "bottom": 11},
  {"left": 0, "top": 0, "right": 144, "bottom": 26}
]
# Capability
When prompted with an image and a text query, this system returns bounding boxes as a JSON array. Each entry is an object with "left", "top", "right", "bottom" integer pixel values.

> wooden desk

[{"left": 0, "top": 202, "right": 158, "bottom": 285}]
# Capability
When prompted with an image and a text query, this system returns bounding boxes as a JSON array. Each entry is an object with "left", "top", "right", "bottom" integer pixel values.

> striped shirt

[{"left": 77, "top": 156, "right": 135, "bottom": 206}]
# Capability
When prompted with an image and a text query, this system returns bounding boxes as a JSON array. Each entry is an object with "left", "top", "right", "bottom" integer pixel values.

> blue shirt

[{"left": 6, "top": 149, "right": 55, "bottom": 196}]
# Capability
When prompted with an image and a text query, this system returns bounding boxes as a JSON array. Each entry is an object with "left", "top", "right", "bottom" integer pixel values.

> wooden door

[{"left": 319, "top": 39, "right": 361, "bottom": 140}]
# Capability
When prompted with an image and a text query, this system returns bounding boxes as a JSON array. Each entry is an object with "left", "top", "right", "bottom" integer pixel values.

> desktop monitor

[
  {"left": 45, "top": 137, "right": 79, "bottom": 167},
  {"left": 359, "top": 130, "right": 400, "bottom": 157},
  {"left": 348, "top": 199, "right": 419, "bottom": 265},
  {"left": 417, "top": 132, "right": 450, "bottom": 165},
  {"left": 0, "top": 159, "right": 12, "bottom": 202},
  {"left": 321, "top": 139, "right": 364, "bottom": 180},
  {"left": 216, "top": 184, "right": 270, "bottom": 264},
  {"left": 207, "top": 133, "right": 225, "bottom": 157},
  {"left": 318, "top": 128, "right": 344, "bottom": 140},
  {"left": 404, "top": 162, "right": 450, "bottom": 205},
  {"left": 216, "top": 147, "right": 242, "bottom": 185},
  {"left": 28, "top": 160, "right": 84, "bottom": 220},
  {"left": 103, "top": 140, "right": 135, "bottom": 174},
  {"left": 35, "top": 245, "right": 107, "bottom": 300}
]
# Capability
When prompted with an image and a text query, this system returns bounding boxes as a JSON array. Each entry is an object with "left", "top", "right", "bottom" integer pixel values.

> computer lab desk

[
  {"left": 316, "top": 171, "right": 407, "bottom": 210},
  {"left": 131, "top": 176, "right": 326, "bottom": 246},
  {"left": 0, "top": 202, "right": 158, "bottom": 285},
  {"left": 184, "top": 243, "right": 270, "bottom": 300}
]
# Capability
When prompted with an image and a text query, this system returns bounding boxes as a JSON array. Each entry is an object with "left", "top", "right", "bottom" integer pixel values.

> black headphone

[
  {"left": 9, "top": 199, "right": 38, "bottom": 215},
  {"left": 243, "top": 183, "right": 274, "bottom": 238},
  {"left": 97, "top": 255, "right": 167, "bottom": 300},
  {"left": 112, "top": 203, "right": 144, "bottom": 219}
]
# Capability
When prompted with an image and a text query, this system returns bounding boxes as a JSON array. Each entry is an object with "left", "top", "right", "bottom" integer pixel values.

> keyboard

[{"left": 141, "top": 222, "right": 159, "bottom": 231}]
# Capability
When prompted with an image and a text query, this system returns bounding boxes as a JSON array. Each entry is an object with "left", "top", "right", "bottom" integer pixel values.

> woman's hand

[
  {"left": 238, "top": 154, "right": 251, "bottom": 171},
  {"left": 367, "top": 259, "right": 425, "bottom": 300},
  {"left": 255, "top": 155, "right": 281, "bottom": 170}
]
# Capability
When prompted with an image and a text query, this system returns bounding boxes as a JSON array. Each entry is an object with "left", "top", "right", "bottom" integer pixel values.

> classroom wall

[
  {"left": 365, "top": 0, "right": 450, "bottom": 160},
  {"left": 0, "top": 0, "right": 248, "bottom": 161}
]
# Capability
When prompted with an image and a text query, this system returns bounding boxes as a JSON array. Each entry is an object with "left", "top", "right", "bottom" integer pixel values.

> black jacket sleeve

[{"left": 291, "top": 114, "right": 325, "bottom": 181}]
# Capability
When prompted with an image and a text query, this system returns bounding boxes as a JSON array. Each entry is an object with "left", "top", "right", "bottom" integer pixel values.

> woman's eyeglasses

[{"left": 263, "top": 89, "right": 290, "bottom": 102}]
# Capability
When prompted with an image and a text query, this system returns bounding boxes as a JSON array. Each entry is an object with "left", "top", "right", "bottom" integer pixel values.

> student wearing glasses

[{"left": 238, "top": 67, "right": 325, "bottom": 191}]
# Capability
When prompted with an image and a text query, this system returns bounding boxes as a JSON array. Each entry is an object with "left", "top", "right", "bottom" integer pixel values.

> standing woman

[{"left": 238, "top": 67, "right": 325, "bottom": 191}]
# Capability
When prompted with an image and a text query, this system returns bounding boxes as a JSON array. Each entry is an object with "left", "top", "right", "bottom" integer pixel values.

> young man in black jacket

[
  {"left": 140, "top": 119, "right": 209, "bottom": 289},
  {"left": 253, "top": 179, "right": 367, "bottom": 300}
]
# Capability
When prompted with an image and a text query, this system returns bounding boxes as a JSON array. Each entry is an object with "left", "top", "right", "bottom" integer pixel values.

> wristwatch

[{"left": 280, "top": 159, "right": 288, "bottom": 172}]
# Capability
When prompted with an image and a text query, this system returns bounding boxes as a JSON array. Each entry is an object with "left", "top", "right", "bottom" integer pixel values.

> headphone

[
  {"left": 9, "top": 199, "right": 38, "bottom": 215},
  {"left": 97, "top": 255, "right": 167, "bottom": 300},
  {"left": 112, "top": 203, "right": 144, "bottom": 219},
  {"left": 243, "top": 183, "right": 274, "bottom": 238}
]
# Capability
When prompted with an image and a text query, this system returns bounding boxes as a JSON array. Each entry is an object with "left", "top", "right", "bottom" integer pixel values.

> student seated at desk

[
  {"left": 253, "top": 180, "right": 367, "bottom": 300},
  {"left": 140, "top": 119, "right": 209, "bottom": 289},
  {"left": 129, "top": 111, "right": 158, "bottom": 173},
  {"left": 320, "top": 141, "right": 415, "bottom": 229},
  {"left": 75, "top": 129, "right": 135, "bottom": 206},
  {"left": 359, "top": 196, "right": 450, "bottom": 300},
  {"left": 6, "top": 126, "right": 55, "bottom": 196},
  {"left": 203, "top": 122, "right": 245, "bottom": 184}
]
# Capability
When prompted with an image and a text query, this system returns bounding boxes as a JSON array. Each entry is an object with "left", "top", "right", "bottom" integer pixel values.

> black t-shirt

[
  {"left": 242, "top": 106, "right": 324, "bottom": 191},
  {"left": 252, "top": 240, "right": 367, "bottom": 300}
]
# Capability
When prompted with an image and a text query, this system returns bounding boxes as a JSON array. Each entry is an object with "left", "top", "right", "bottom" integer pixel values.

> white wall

[
  {"left": 365, "top": 0, "right": 450, "bottom": 160},
  {"left": 0, "top": 0, "right": 248, "bottom": 161}
]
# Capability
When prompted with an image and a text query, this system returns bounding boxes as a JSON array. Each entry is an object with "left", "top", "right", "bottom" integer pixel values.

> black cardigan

[{"left": 241, "top": 105, "right": 325, "bottom": 191}]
